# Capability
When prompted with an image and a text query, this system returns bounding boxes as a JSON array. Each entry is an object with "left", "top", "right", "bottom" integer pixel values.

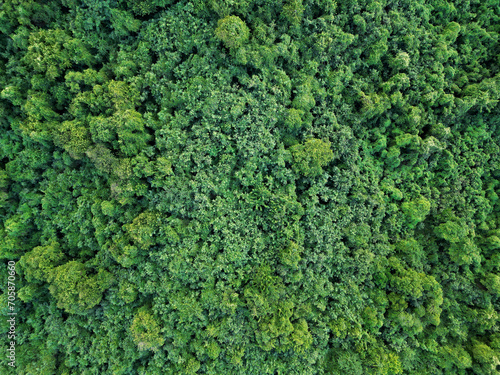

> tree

[
  {"left": 482, "top": 273, "right": 500, "bottom": 295},
  {"left": 215, "top": 15, "right": 250, "bottom": 50},
  {"left": 279, "top": 240, "right": 303, "bottom": 268},
  {"left": 437, "top": 345, "right": 472, "bottom": 370},
  {"left": 282, "top": 0, "right": 305, "bottom": 26},
  {"left": 471, "top": 340, "right": 497, "bottom": 367},
  {"left": 401, "top": 197, "right": 431, "bottom": 228},
  {"left": 130, "top": 307, "right": 165, "bottom": 351},
  {"left": 124, "top": 211, "right": 160, "bottom": 250},
  {"left": 390, "top": 52, "right": 411, "bottom": 70},
  {"left": 434, "top": 220, "right": 469, "bottom": 243},
  {"left": 441, "top": 22, "right": 461, "bottom": 43},
  {"left": 19, "top": 241, "right": 65, "bottom": 282},
  {"left": 290, "top": 138, "right": 334, "bottom": 177},
  {"left": 113, "top": 109, "right": 151, "bottom": 157},
  {"left": 53, "top": 120, "right": 92, "bottom": 159},
  {"left": 47, "top": 261, "right": 113, "bottom": 314}
]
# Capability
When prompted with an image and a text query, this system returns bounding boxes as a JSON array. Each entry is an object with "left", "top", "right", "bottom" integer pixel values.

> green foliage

[
  {"left": 471, "top": 340, "right": 497, "bottom": 365},
  {"left": 118, "top": 279, "right": 138, "bottom": 303},
  {"left": 279, "top": 240, "right": 303, "bottom": 268},
  {"left": 448, "top": 237, "right": 481, "bottom": 266},
  {"left": 125, "top": 211, "right": 160, "bottom": 249},
  {"left": 47, "top": 261, "right": 113, "bottom": 314},
  {"left": 366, "top": 346, "right": 403, "bottom": 375},
  {"left": 396, "top": 238, "right": 425, "bottom": 268},
  {"left": 282, "top": 0, "right": 305, "bottom": 26},
  {"left": 130, "top": 307, "right": 165, "bottom": 351},
  {"left": 19, "top": 241, "right": 65, "bottom": 282},
  {"left": 214, "top": 15, "right": 250, "bottom": 50},
  {"left": 284, "top": 108, "right": 304, "bottom": 132},
  {"left": 290, "top": 138, "right": 334, "bottom": 177},
  {"left": 482, "top": 273, "right": 500, "bottom": 295},
  {"left": 434, "top": 220, "right": 469, "bottom": 243},
  {"left": 438, "top": 345, "right": 472, "bottom": 369},
  {"left": 401, "top": 197, "right": 431, "bottom": 228},
  {"left": 2, "top": 0, "right": 500, "bottom": 373},
  {"left": 23, "top": 29, "right": 84, "bottom": 80},
  {"left": 345, "top": 222, "right": 371, "bottom": 248},
  {"left": 54, "top": 120, "right": 92, "bottom": 159},
  {"left": 442, "top": 22, "right": 461, "bottom": 43},
  {"left": 390, "top": 52, "right": 411, "bottom": 70}
]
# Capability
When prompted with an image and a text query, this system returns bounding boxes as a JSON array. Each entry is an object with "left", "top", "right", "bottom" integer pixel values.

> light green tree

[
  {"left": 47, "top": 261, "right": 113, "bottom": 314},
  {"left": 215, "top": 15, "right": 250, "bottom": 49},
  {"left": 290, "top": 138, "right": 334, "bottom": 177},
  {"left": 130, "top": 307, "right": 165, "bottom": 351},
  {"left": 401, "top": 196, "right": 431, "bottom": 228},
  {"left": 19, "top": 241, "right": 65, "bottom": 282}
]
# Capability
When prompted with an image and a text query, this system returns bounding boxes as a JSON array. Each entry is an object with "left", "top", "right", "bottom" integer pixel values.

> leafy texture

[{"left": 1, "top": 0, "right": 500, "bottom": 373}]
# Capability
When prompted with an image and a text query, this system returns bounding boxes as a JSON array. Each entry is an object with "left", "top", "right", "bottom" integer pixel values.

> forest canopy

[{"left": 0, "top": 0, "right": 500, "bottom": 374}]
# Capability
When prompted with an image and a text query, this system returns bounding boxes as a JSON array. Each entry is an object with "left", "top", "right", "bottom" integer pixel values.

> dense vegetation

[{"left": 1, "top": 0, "right": 499, "bottom": 373}]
